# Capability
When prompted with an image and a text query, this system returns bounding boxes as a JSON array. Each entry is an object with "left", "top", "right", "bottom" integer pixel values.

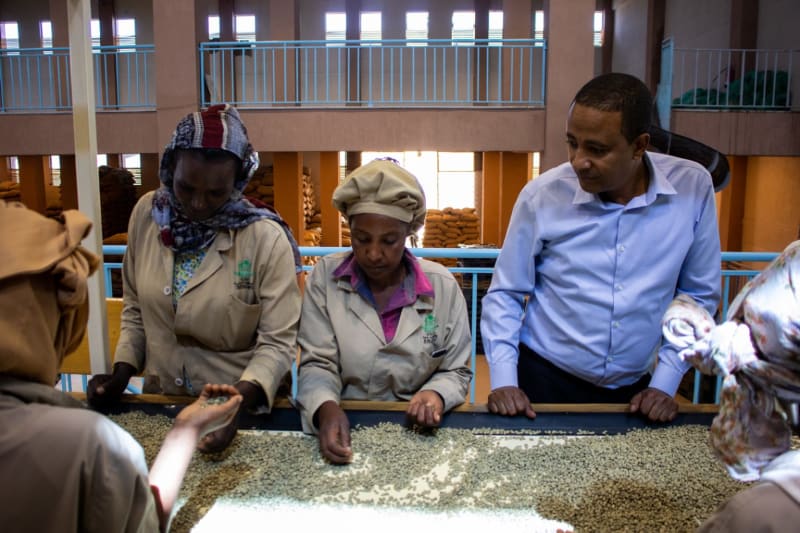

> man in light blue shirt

[{"left": 480, "top": 72, "right": 721, "bottom": 422}]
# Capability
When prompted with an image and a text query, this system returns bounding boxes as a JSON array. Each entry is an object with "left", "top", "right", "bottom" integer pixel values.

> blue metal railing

[
  {"left": 199, "top": 38, "right": 546, "bottom": 108},
  {"left": 0, "top": 45, "right": 155, "bottom": 112},
  {"left": 658, "top": 39, "right": 799, "bottom": 124},
  {"left": 91, "top": 246, "right": 778, "bottom": 405}
]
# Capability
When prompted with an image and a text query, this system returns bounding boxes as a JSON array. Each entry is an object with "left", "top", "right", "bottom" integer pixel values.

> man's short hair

[{"left": 573, "top": 73, "right": 652, "bottom": 143}]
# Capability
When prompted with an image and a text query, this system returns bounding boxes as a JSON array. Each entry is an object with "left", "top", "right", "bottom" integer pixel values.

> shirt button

[
  {"left": 607, "top": 356, "right": 614, "bottom": 362},
  {"left": 174, "top": 377, "right": 184, "bottom": 387},
  {"left": 163, "top": 286, "right": 172, "bottom": 296},
  {"left": 618, "top": 244, "right": 625, "bottom": 253},
  {"left": 615, "top": 284, "right": 623, "bottom": 291},
  {"left": 612, "top": 321, "right": 620, "bottom": 328}
]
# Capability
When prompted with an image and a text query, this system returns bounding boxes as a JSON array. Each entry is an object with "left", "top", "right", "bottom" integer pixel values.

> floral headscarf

[
  {"left": 152, "top": 104, "right": 302, "bottom": 271},
  {"left": 662, "top": 241, "right": 800, "bottom": 481}
]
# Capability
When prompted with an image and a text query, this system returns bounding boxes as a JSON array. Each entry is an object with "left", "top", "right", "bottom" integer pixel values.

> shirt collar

[
  {"left": 332, "top": 249, "right": 434, "bottom": 298},
  {"left": 572, "top": 152, "right": 677, "bottom": 207}
]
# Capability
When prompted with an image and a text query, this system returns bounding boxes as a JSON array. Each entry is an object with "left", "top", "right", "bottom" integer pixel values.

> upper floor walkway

[{"left": 0, "top": 39, "right": 797, "bottom": 156}]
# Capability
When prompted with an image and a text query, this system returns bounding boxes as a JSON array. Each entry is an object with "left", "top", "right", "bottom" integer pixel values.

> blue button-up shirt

[{"left": 481, "top": 152, "right": 721, "bottom": 396}]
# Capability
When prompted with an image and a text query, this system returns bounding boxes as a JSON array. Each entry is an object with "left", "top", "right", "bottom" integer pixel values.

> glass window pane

[
  {"left": 406, "top": 11, "right": 428, "bottom": 45},
  {"left": 488, "top": 10, "right": 503, "bottom": 45},
  {"left": 360, "top": 12, "right": 381, "bottom": 46},
  {"left": 236, "top": 14, "right": 256, "bottom": 42},
  {"left": 326, "top": 12, "right": 346, "bottom": 46},
  {"left": 40, "top": 21, "right": 52, "bottom": 53},
  {"left": 438, "top": 152, "right": 474, "bottom": 172},
  {"left": 594, "top": 11, "right": 604, "bottom": 47},
  {"left": 116, "top": 18, "right": 136, "bottom": 50},
  {"left": 451, "top": 11, "right": 475, "bottom": 46},
  {"left": 208, "top": 16, "right": 220, "bottom": 40}
]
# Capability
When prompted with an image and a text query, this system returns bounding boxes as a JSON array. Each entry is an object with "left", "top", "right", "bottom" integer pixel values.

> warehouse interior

[{"left": 0, "top": 1, "right": 799, "bottom": 528}]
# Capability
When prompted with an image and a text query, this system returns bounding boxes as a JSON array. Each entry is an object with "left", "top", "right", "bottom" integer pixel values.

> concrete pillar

[
  {"left": 499, "top": 151, "right": 531, "bottom": 240},
  {"left": 19, "top": 156, "right": 48, "bottom": 214},
  {"left": 319, "top": 151, "right": 341, "bottom": 246},
  {"left": 729, "top": 0, "right": 759, "bottom": 75},
  {"left": 428, "top": 0, "right": 451, "bottom": 40},
  {"left": 502, "top": 0, "right": 534, "bottom": 102},
  {"left": 269, "top": 0, "right": 298, "bottom": 104},
  {"left": 346, "top": 0, "right": 361, "bottom": 104},
  {"left": 345, "top": 151, "right": 361, "bottom": 174},
  {"left": 717, "top": 155, "right": 746, "bottom": 252},
  {"left": 98, "top": 0, "right": 118, "bottom": 108},
  {"left": 542, "top": 0, "right": 595, "bottom": 172},
  {"left": 273, "top": 152, "right": 305, "bottom": 241},
  {"left": 383, "top": 0, "right": 405, "bottom": 40},
  {"left": 646, "top": 0, "right": 666, "bottom": 91},
  {"left": 69, "top": 0, "right": 110, "bottom": 373},
  {"left": 599, "top": 0, "right": 614, "bottom": 75},
  {"left": 140, "top": 152, "right": 160, "bottom": 193},
  {"left": 48, "top": 0, "right": 71, "bottom": 107},
  {"left": 481, "top": 151, "right": 501, "bottom": 246},
  {"left": 106, "top": 153, "right": 121, "bottom": 168},
  {"left": 154, "top": 0, "right": 200, "bottom": 153},
  {"left": 474, "top": 0, "right": 489, "bottom": 103},
  {"left": 59, "top": 154, "right": 79, "bottom": 210}
]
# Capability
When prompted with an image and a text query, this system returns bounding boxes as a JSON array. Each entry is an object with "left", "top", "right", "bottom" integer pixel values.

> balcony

[
  {"left": 0, "top": 44, "right": 155, "bottom": 112},
  {"left": 200, "top": 38, "right": 546, "bottom": 108},
  {"left": 655, "top": 40, "right": 800, "bottom": 154}
]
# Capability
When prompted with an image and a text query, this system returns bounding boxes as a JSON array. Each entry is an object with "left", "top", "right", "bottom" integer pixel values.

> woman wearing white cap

[{"left": 296, "top": 158, "right": 473, "bottom": 464}]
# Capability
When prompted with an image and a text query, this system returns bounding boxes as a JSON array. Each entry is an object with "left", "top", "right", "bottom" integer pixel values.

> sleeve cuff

[
  {"left": 649, "top": 361, "right": 686, "bottom": 397},
  {"left": 296, "top": 389, "right": 340, "bottom": 435},
  {"left": 488, "top": 362, "right": 519, "bottom": 391}
]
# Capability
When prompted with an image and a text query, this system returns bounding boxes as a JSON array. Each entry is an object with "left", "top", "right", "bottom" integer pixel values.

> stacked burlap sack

[
  {"left": 243, "top": 165, "right": 319, "bottom": 230},
  {"left": 422, "top": 207, "right": 481, "bottom": 267},
  {"left": 0, "top": 180, "right": 20, "bottom": 203},
  {"left": 98, "top": 166, "right": 137, "bottom": 245}
]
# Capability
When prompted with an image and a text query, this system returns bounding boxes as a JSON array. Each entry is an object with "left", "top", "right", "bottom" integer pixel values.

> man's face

[{"left": 566, "top": 103, "right": 648, "bottom": 204}]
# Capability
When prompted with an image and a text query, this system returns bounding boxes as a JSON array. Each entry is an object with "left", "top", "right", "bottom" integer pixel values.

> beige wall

[
  {"left": 611, "top": 0, "right": 650, "bottom": 81},
  {"left": 671, "top": 111, "right": 800, "bottom": 156},
  {"left": 663, "top": 0, "right": 731, "bottom": 48},
  {"left": 741, "top": 157, "right": 800, "bottom": 251},
  {"left": 758, "top": 0, "right": 800, "bottom": 49}
]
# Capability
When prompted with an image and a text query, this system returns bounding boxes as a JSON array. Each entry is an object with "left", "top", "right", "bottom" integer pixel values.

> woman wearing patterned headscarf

[
  {"left": 296, "top": 158, "right": 473, "bottom": 464},
  {"left": 661, "top": 240, "right": 800, "bottom": 531},
  {"left": 87, "top": 104, "right": 302, "bottom": 453},
  {"left": 0, "top": 202, "right": 242, "bottom": 533}
]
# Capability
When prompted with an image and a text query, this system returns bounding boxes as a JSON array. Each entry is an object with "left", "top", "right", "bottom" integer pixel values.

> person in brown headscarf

[
  {"left": 0, "top": 201, "right": 242, "bottom": 533},
  {"left": 87, "top": 104, "right": 302, "bottom": 454},
  {"left": 296, "top": 158, "right": 473, "bottom": 464}
]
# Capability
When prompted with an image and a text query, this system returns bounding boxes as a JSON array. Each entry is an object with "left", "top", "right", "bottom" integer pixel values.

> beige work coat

[
  {"left": 114, "top": 191, "right": 301, "bottom": 407},
  {"left": 0, "top": 377, "right": 158, "bottom": 533},
  {"left": 296, "top": 252, "right": 473, "bottom": 433}
]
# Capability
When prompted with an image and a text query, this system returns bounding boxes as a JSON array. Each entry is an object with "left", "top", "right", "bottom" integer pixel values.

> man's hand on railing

[{"left": 487, "top": 386, "right": 536, "bottom": 418}]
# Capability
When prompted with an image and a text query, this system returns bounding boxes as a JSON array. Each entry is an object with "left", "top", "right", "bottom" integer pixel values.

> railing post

[{"left": 656, "top": 38, "right": 674, "bottom": 129}]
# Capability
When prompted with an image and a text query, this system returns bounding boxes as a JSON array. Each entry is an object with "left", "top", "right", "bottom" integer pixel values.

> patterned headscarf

[
  {"left": 152, "top": 104, "right": 302, "bottom": 271},
  {"left": 662, "top": 241, "right": 800, "bottom": 481}
]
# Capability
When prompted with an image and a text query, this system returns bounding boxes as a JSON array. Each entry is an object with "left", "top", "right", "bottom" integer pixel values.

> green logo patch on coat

[
  {"left": 235, "top": 259, "right": 253, "bottom": 289},
  {"left": 422, "top": 313, "right": 438, "bottom": 344}
]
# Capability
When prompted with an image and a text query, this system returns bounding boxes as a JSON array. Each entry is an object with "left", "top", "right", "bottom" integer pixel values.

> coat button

[{"left": 163, "top": 286, "right": 172, "bottom": 295}]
